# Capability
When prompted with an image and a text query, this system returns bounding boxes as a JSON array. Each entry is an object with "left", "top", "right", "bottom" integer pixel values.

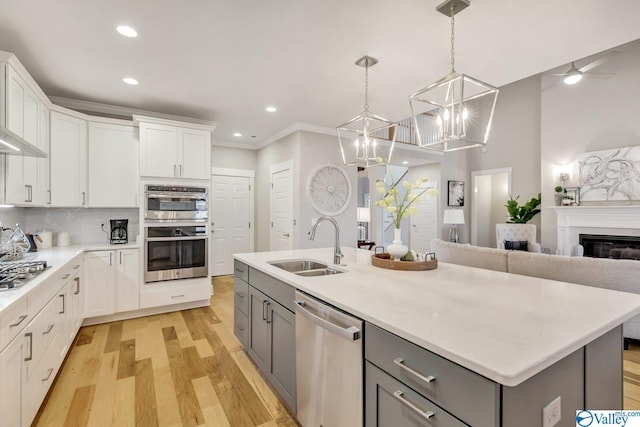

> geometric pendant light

[
  {"left": 409, "top": 0, "right": 499, "bottom": 152},
  {"left": 337, "top": 55, "right": 397, "bottom": 167}
]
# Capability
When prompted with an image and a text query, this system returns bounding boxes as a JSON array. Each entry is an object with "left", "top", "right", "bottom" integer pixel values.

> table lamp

[
  {"left": 443, "top": 209, "right": 464, "bottom": 243},
  {"left": 357, "top": 207, "right": 370, "bottom": 241}
]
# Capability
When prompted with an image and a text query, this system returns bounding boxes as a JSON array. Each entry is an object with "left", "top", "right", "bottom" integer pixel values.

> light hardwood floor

[
  {"left": 34, "top": 275, "right": 640, "bottom": 425},
  {"left": 34, "top": 276, "right": 298, "bottom": 427}
]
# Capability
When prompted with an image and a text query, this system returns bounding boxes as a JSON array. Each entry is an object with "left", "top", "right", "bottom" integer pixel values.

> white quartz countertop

[
  {"left": 0, "top": 243, "right": 140, "bottom": 312},
  {"left": 235, "top": 247, "right": 640, "bottom": 387}
]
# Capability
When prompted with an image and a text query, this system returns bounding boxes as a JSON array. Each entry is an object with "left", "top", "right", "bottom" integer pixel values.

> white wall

[
  {"left": 211, "top": 145, "right": 257, "bottom": 171},
  {"left": 540, "top": 39, "right": 640, "bottom": 250},
  {"left": 25, "top": 208, "right": 139, "bottom": 246}
]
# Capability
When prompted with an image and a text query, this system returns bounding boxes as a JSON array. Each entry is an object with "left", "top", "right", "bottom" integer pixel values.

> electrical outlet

[{"left": 542, "top": 396, "right": 561, "bottom": 427}]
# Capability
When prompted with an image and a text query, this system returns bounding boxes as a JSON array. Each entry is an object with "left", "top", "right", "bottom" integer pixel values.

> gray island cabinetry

[
  {"left": 234, "top": 248, "right": 640, "bottom": 427},
  {"left": 233, "top": 261, "right": 296, "bottom": 413}
]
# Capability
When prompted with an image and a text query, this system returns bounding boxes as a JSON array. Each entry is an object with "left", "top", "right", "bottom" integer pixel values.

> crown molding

[
  {"left": 257, "top": 122, "right": 336, "bottom": 150},
  {"left": 50, "top": 96, "right": 217, "bottom": 128},
  {"left": 211, "top": 139, "right": 259, "bottom": 150}
]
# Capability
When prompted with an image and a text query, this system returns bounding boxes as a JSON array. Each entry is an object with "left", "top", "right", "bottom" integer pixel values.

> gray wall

[
  {"left": 0, "top": 207, "right": 26, "bottom": 231},
  {"left": 211, "top": 145, "right": 257, "bottom": 170}
]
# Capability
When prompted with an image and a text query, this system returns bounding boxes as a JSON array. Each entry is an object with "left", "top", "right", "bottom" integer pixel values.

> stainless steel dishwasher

[{"left": 294, "top": 290, "right": 363, "bottom": 427}]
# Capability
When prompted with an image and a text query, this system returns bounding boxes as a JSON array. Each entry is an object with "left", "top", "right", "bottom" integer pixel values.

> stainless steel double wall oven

[{"left": 144, "top": 185, "right": 208, "bottom": 283}]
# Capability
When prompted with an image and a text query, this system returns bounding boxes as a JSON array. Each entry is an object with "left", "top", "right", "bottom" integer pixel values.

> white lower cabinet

[
  {"left": 84, "top": 248, "right": 140, "bottom": 318},
  {"left": 0, "top": 334, "right": 24, "bottom": 427}
]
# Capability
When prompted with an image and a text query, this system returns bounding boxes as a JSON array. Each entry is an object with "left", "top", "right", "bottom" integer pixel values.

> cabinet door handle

[
  {"left": 174, "top": 164, "right": 177, "bottom": 177},
  {"left": 73, "top": 264, "right": 81, "bottom": 270},
  {"left": 41, "top": 368, "right": 54, "bottom": 382},
  {"left": 266, "top": 301, "right": 271, "bottom": 323},
  {"left": 47, "top": 189, "right": 51, "bottom": 205},
  {"left": 393, "top": 391, "right": 435, "bottom": 420},
  {"left": 109, "top": 252, "right": 112, "bottom": 266},
  {"left": 262, "top": 300, "right": 268, "bottom": 321},
  {"left": 59, "top": 294, "right": 65, "bottom": 314},
  {"left": 74, "top": 277, "right": 80, "bottom": 295},
  {"left": 82, "top": 191, "right": 86, "bottom": 206},
  {"left": 393, "top": 358, "right": 436, "bottom": 384},
  {"left": 25, "top": 185, "right": 32, "bottom": 203},
  {"left": 42, "top": 324, "right": 54, "bottom": 335},
  {"left": 10, "top": 314, "right": 27, "bottom": 328},
  {"left": 24, "top": 332, "right": 33, "bottom": 361},
  {"left": 235, "top": 292, "right": 244, "bottom": 299},
  {"left": 120, "top": 252, "right": 123, "bottom": 264},
  {"left": 235, "top": 324, "right": 245, "bottom": 331},
  {"left": 234, "top": 267, "right": 244, "bottom": 274},
  {"left": 179, "top": 164, "right": 183, "bottom": 177}
]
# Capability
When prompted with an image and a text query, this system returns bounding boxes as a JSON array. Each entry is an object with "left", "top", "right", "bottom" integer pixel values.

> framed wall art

[{"left": 448, "top": 180, "right": 465, "bottom": 206}]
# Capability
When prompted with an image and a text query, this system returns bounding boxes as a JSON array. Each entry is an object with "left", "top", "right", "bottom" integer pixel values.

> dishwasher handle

[{"left": 295, "top": 300, "right": 361, "bottom": 341}]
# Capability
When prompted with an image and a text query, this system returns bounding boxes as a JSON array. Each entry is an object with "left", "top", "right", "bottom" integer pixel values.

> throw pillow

[{"left": 504, "top": 240, "right": 529, "bottom": 251}]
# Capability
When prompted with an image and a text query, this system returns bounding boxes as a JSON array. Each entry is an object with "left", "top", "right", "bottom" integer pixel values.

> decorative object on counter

[
  {"left": 25, "top": 234, "right": 39, "bottom": 252},
  {"left": 36, "top": 229, "right": 53, "bottom": 249},
  {"left": 443, "top": 209, "right": 465, "bottom": 243},
  {"left": 57, "top": 232, "right": 71, "bottom": 247},
  {"left": 110, "top": 219, "right": 128, "bottom": 244},
  {"left": 579, "top": 146, "right": 640, "bottom": 203},
  {"left": 371, "top": 252, "right": 437, "bottom": 271},
  {"left": 504, "top": 193, "right": 541, "bottom": 223},
  {"left": 337, "top": 55, "right": 397, "bottom": 168},
  {"left": 554, "top": 185, "right": 563, "bottom": 206},
  {"left": 375, "top": 167, "right": 438, "bottom": 260},
  {"left": 0, "top": 224, "right": 31, "bottom": 261},
  {"left": 409, "top": 0, "right": 498, "bottom": 152},
  {"left": 447, "top": 180, "right": 464, "bottom": 206},
  {"left": 387, "top": 228, "right": 409, "bottom": 261}
]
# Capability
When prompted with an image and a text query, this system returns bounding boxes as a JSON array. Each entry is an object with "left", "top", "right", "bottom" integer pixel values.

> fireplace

[{"left": 579, "top": 234, "right": 640, "bottom": 260}]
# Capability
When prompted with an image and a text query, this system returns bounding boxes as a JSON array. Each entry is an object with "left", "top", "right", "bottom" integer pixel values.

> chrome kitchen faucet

[{"left": 308, "top": 216, "right": 344, "bottom": 265}]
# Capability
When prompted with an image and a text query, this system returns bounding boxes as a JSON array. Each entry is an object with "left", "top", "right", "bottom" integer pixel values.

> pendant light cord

[
  {"left": 450, "top": 3, "right": 456, "bottom": 73},
  {"left": 364, "top": 58, "right": 370, "bottom": 113}
]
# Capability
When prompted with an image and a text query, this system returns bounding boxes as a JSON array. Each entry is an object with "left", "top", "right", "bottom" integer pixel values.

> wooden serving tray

[{"left": 371, "top": 253, "right": 438, "bottom": 271}]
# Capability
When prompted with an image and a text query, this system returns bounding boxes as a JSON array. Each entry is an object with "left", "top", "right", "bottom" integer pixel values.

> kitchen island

[{"left": 235, "top": 247, "right": 640, "bottom": 427}]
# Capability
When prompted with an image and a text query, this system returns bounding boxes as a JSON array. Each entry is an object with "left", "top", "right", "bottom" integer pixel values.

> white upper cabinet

[
  {"left": 50, "top": 111, "right": 87, "bottom": 207},
  {"left": 88, "top": 122, "right": 138, "bottom": 207},
  {"left": 138, "top": 117, "right": 211, "bottom": 180},
  {"left": 4, "top": 65, "right": 49, "bottom": 206}
]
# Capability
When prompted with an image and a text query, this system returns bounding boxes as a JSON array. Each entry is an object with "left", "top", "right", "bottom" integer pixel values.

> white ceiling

[{"left": 2, "top": 0, "right": 640, "bottom": 146}]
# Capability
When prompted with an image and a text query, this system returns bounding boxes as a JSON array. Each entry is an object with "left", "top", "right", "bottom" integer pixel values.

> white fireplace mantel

[{"left": 550, "top": 205, "right": 640, "bottom": 254}]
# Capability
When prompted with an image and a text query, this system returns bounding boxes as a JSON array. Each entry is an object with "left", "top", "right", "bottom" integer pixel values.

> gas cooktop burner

[{"left": 0, "top": 260, "right": 48, "bottom": 291}]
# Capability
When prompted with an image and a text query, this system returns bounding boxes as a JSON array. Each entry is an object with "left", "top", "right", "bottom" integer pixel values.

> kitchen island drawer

[
  {"left": 365, "top": 323, "right": 499, "bottom": 427},
  {"left": 234, "top": 260, "right": 249, "bottom": 282},
  {"left": 234, "top": 276, "right": 249, "bottom": 316},
  {"left": 0, "top": 298, "right": 28, "bottom": 351},
  {"left": 366, "top": 362, "right": 468, "bottom": 427},
  {"left": 248, "top": 267, "right": 294, "bottom": 312},
  {"left": 233, "top": 306, "right": 248, "bottom": 348}
]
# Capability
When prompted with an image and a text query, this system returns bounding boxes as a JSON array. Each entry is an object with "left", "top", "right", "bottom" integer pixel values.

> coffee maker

[{"left": 110, "top": 219, "right": 128, "bottom": 244}]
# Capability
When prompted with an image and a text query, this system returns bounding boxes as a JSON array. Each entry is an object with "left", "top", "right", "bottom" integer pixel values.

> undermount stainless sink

[
  {"left": 294, "top": 268, "right": 344, "bottom": 277},
  {"left": 269, "top": 259, "right": 328, "bottom": 272}
]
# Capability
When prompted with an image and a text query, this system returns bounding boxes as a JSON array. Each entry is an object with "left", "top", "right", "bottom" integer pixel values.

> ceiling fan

[{"left": 544, "top": 52, "right": 618, "bottom": 89}]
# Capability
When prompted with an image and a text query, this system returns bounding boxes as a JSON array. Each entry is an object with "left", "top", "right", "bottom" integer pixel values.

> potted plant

[
  {"left": 554, "top": 186, "right": 563, "bottom": 206},
  {"left": 505, "top": 193, "right": 541, "bottom": 223}
]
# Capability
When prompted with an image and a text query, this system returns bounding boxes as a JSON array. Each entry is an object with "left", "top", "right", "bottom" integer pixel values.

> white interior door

[
  {"left": 211, "top": 174, "right": 252, "bottom": 276},
  {"left": 270, "top": 161, "right": 293, "bottom": 251},
  {"left": 410, "top": 182, "right": 438, "bottom": 253}
]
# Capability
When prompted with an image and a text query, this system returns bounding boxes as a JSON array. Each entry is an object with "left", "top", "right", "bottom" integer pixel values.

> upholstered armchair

[{"left": 496, "top": 224, "right": 542, "bottom": 253}]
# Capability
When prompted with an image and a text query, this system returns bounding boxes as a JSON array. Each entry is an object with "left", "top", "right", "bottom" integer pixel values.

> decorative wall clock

[{"left": 306, "top": 164, "right": 352, "bottom": 216}]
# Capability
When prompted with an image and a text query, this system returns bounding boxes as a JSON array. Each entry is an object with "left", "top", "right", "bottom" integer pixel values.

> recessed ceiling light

[
  {"left": 402, "top": 161, "right": 409, "bottom": 165},
  {"left": 122, "top": 77, "right": 139, "bottom": 85},
  {"left": 116, "top": 25, "right": 138, "bottom": 38},
  {"left": 265, "top": 106, "right": 277, "bottom": 112},
  {"left": 233, "top": 132, "right": 242, "bottom": 137}
]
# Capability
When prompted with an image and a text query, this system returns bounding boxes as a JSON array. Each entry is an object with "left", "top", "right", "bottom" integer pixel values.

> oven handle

[
  {"left": 145, "top": 193, "right": 206, "bottom": 200},
  {"left": 146, "top": 236, "right": 208, "bottom": 242}
]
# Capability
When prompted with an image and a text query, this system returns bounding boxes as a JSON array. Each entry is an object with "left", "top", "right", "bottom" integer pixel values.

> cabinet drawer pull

[
  {"left": 24, "top": 332, "right": 33, "bottom": 361},
  {"left": 235, "top": 292, "right": 244, "bottom": 298},
  {"left": 170, "top": 294, "right": 185, "bottom": 299},
  {"left": 59, "top": 294, "right": 65, "bottom": 314},
  {"left": 262, "top": 300, "right": 268, "bottom": 321},
  {"left": 9, "top": 314, "right": 27, "bottom": 328},
  {"left": 393, "top": 391, "right": 435, "bottom": 420},
  {"left": 73, "top": 264, "right": 80, "bottom": 270},
  {"left": 61, "top": 273, "right": 70, "bottom": 280},
  {"left": 74, "top": 277, "right": 80, "bottom": 295},
  {"left": 235, "top": 324, "right": 245, "bottom": 331},
  {"left": 42, "top": 324, "right": 54, "bottom": 335},
  {"left": 393, "top": 358, "right": 436, "bottom": 384},
  {"left": 235, "top": 267, "right": 244, "bottom": 274},
  {"left": 41, "top": 368, "right": 54, "bottom": 382},
  {"left": 266, "top": 301, "right": 271, "bottom": 323},
  {"left": 82, "top": 191, "right": 86, "bottom": 206}
]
